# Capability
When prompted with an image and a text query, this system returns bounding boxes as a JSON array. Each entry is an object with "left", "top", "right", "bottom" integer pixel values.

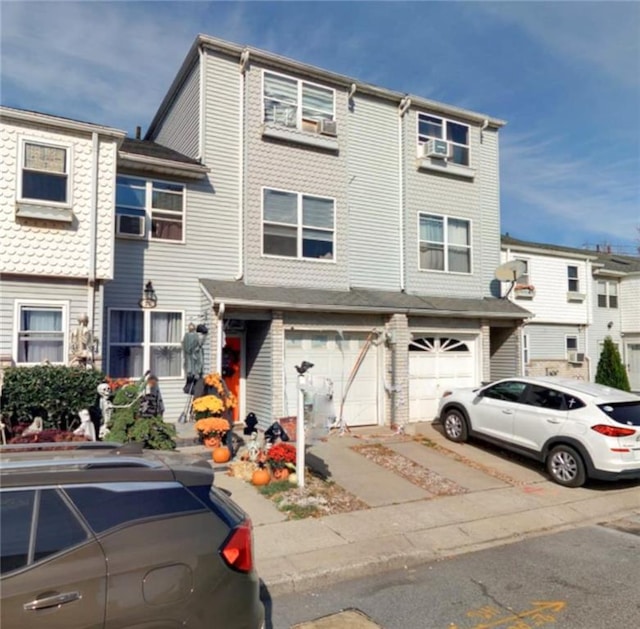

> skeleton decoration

[
  {"left": 69, "top": 314, "right": 95, "bottom": 368},
  {"left": 74, "top": 409, "right": 96, "bottom": 441},
  {"left": 246, "top": 432, "right": 261, "bottom": 463}
]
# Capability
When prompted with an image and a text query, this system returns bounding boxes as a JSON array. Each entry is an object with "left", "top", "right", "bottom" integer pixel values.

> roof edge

[{"left": 118, "top": 151, "right": 209, "bottom": 178}]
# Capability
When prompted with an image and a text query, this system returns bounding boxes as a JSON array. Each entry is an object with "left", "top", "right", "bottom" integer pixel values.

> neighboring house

[
  {"left": 501, "top": 235, "right": 640, "bottom": 390},
  {"left": 0, "top": 107, "right": 124, "bottom": 374},
  {"left": 116, "top": 34, "right": 529, "bottom": 428}
]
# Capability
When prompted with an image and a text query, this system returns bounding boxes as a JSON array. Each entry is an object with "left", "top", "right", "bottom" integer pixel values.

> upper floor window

[
  {"left": 15, "top": 302, "right": 66, "bottom": 365},
  {"left": 597, "top": 280, "right": 618, "bottom": 308},
  {"left": 262, "top": 188, "right": 334, "bottom": 261},
  {"left": 419, "top": 213, "right": 471, "bottom": 273},
  {"left": 116, "top": 176, "right": 184, "bottom": 242},
  {"left": 21, "top": 142, "right": 69, "bottom": 204},
  {"left": 567, "top": 265, "right": 579, "bottom": 292},
  {"left": 418, "top": 113, "right": 470, "bottom": 166},
  {"left": 263, "top": 71, "right": 335, "bottom": 132}
]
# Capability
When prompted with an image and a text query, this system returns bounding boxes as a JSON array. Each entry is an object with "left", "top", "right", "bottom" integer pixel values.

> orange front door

[{"left": 222, "top": 336, "right": 242, "bottom": 423}]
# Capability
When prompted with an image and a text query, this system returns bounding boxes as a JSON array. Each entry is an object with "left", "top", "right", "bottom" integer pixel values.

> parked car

[
  {"left": 0, "top": 442, "right": 264, "bottom": 629},
  {"left": 437, "top": 377, "right": 640, "bottom": 487}
]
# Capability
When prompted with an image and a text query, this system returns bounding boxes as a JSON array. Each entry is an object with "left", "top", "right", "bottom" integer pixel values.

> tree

[{"left": 595, "top": 337, "right": 630, "bottom": 392}]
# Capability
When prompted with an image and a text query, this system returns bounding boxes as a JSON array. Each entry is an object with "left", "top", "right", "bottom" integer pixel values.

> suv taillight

[
  {"left": 220, "top": 519, "right": 253, "bottom": 573},
  {"left": 591, "top": 424, "right": 636, "bottom": 437}
]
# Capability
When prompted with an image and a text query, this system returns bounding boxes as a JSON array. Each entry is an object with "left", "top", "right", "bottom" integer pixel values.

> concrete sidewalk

[{"left": 186, "top": 424, "right": 640, "bottom": 596}]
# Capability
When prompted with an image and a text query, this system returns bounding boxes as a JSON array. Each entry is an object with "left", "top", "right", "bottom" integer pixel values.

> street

[{"left": 264, "top": 521, "right": 640, "bottom": 629}]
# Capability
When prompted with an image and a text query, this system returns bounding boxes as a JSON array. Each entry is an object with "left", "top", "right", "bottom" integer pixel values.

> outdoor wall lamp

[
  {"left": 139, "top": 281, "right": 158, "bottom": 309},
  {"left": 607, "top": 321, "right": 614, "bottom": 329}
]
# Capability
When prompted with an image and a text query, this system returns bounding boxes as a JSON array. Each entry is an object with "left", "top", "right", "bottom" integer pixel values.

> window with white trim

[
  {"left": 565, "top": 335, "right": 578, "bottom": 357},
  {"left": 418, "top": 113, "right": 470, "bottom": 166},
  {"left": 419, "top": 213, "right": 471, "bottom": 273},
  {"left": 21, "top": 142, "right": 69, "bottom": 203},
  {"left": 523, "top": 333, "right": 530, "bottom": 365},
  {"left": 16, "top": 303, "right": 66, "bottom": 364},
  {"left": 597, "top": 280, "right": 618, "bottom": 308},
  {"left": 567, "top": 266, "right": 579, "bottom": 292},
  {"left": 263, "top": 71, "right": 335, "bottom": 132},
  {"left": 116, "top": 176, "right": 185, "bottom": 242},
  {"left": 108, "top": 310, "right": 183, "bottom": 378},
  {"left": 263, "top": 189, "right": 334, "bottom": 260}
]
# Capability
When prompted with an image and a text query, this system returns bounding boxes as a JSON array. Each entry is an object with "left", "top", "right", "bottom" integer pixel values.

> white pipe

[
  {"left": 198, "top": 45, "right": 206, "bottom": 161},
  {"left": 216, "top": 302, "right": 225, "bottom": 373},
  {"left": 87, "top": 131, "right": 99, "bottom": 361},
  {"left": 296, "top": 373, "right": 305, "bottom": 488},
  {"left": 585, "top": 258, "right": 592, "bottom": 380},
  {"left": 397, "top": 99, "right": 409, "bottom": 291},
  {"left": 236, "top": 51, "right": 249, "bottom": 281}
]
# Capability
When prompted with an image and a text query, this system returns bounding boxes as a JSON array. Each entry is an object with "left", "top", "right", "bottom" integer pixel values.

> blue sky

[{"left": 2, "top": 1, "right": 639, "bottom": 252}]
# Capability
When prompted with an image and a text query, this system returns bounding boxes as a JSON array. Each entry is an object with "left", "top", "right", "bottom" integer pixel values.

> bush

[
  {"left": 1, "top": 366, "right": 104, "bottom": 431},
  {"left": 595, "top": 337, "right": 631, "bottom": 392}
]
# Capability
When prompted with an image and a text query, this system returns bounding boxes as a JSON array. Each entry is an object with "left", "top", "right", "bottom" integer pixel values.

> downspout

[
  {"left": 87, "top": 131, "right": 99, "bottom": 364},
  {"left": 584, "top": 258, "right": 592, "bottom": 381},
  {"left": 398, "top": 96, "right": 411, "bottom": 292},
  {"left": 216, "top": 302, "right": 226, "bottom": 373},
  {"left": 198, "top": 45, "right": 206, "bottom": 161},
  {"left": 236, "top": 49, "right": 250, "bottom": 281}
]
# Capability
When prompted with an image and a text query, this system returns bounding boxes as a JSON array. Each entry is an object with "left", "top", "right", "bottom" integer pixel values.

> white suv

[{"left": 437, "top": 377, "right": 640, "bottom": 487}]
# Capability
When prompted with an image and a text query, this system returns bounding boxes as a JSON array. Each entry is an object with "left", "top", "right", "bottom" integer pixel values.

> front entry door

[
  {"left": 626, "top": 343, "right": 640, "bottom": 391},
  {"left": 222, "top": 335, "right": 242, "bottom": 423}
]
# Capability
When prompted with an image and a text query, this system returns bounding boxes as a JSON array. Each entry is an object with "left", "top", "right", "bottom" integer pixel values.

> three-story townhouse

[
  {"left": 140, "top": 35, "right": 529, "bottom": 428},
  {"left": 0, "top": 107, "right": 124, "bottom": 373}
]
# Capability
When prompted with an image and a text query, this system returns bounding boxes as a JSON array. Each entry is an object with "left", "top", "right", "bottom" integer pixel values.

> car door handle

[
  {"left": 546, "top": 419, "right": 561, "bottom": 424},
  {"left": 501, "top": 409, "right": 514, "bottom": 415},
  {"left": 24, "top": 591, "right": 81, "bottom": 611}
]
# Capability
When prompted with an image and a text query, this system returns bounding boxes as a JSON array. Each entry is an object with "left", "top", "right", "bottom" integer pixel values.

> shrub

[
  {"left": 595, "top": 336, "right": 631, "bottom": 392},
  {"left": 1, "top": 366, "right": 104, "bottom": 431}
]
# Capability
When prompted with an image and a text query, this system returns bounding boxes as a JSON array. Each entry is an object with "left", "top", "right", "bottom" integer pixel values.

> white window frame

[
  {"left": 13, "top": 300, "right": 69, "bottom": 365},
  {"left": 522, "top": 333, "right": 530, "bottom": 366},
  {"left": 107, "top": 308, "right": 185, "bottom": 379},
  {"left": 597, "top": 280, "right": 618, "bottom": 309},
  {"left": 115, "top": 176, "right": 186, "bottom": 244},
  {"left": 17, "top": 137, "right": 73, "bottom": 207},
  {"left": 262, "top": 69, "right": 336, "bottom": 132},
  {"left": 417, "top": 113, "right": 471, "bottom": 166},
  {"left": 565, "top": 335, "right": 578, "bottom": 358},
  {"left": 261, "top": 186, "right": 336, "bottom": 263},
  {"left": 417, "top": 212, "right": 473, "bottom": 274},
  {"left": 515, "top": 258, "right": 530, "bottom": 284},
  {"left": 567, "top": 265, "right": 580, "bottom": 293}
]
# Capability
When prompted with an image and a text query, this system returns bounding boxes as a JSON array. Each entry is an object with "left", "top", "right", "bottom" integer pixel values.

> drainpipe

[
  {"left": 585, "top": 258, "right": 592, "bottom": 380},
  {"left": 216, "top": 302, "right": 226, "bottom": 373},
  {"left": 87, "top": 131, "right": 99, "bottom": 364},
  {"left": 398, "top": 97, "right": 411, "bottom": 291},
  {"left": 198, "top": 45, "right": 206, "bottom": 161},
  {"left": 236, "top": 50, "right": 250, "bottom": 281}
]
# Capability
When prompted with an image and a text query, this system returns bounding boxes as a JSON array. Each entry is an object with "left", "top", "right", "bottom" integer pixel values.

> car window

[
  {"left": 525, "top": 385, "right": 566, "bottom": 411},
  {"left": 564, "top": 394, "right": 585, "bottom": 411},
  {"left": 0, "top": 490, "right": 34, "bottom": 575},
  {"left": 34, "top": 490, "right": 89, "bottom": 564},
  {"left": 597, "top": 401, "right": 640, "bottom": 425},
  {"left": 482, "top": 381, "right": 527, "bottom": 403},
  {"left": 65, "top": 482, "right": 205, "bottom": 534}
]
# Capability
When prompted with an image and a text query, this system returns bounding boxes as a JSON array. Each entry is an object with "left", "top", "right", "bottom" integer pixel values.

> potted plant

[
  {"left": 266, "top": 442, "right": 296, "bottom": 481},
  {"left": 195, "top": 416, "right": 230, "bottom": 450}
]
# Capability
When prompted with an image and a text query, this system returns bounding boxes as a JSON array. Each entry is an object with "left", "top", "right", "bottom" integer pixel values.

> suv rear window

[{"left": 598, "top": 402, "right": 640, "bottom": 426}]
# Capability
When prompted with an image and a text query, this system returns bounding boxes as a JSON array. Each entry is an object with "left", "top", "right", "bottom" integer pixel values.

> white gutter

[
  {"left": 117, "top": 152, "right": 209, "bottom": 178},
  {"left": 198, "top": 45, "right": 206, "bottom": 161},
  {"left": 398, "top": 97, "right": 411, "bottom": 291},
  {"left": 87, "top": 132, "right": 99, "bottom": 359},
  {"left": 236, "top": 50, "right": 249, "bottom": 281},
  {"left": 216, "top": 302, "right": 226, "bottom": 373}
]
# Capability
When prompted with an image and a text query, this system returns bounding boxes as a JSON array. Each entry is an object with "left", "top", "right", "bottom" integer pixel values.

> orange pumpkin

[
  {"left": 212, "top": 446, "right": 231, "bottom": 464},
  {"left": 252, "top": 468, "right": 271, "bottom": 486},
  {"left": 204, "top": 436, "right": 221, "bottom": 448},
  {"left": 272, "top": 467, "right": 290, "bottom": 481}
]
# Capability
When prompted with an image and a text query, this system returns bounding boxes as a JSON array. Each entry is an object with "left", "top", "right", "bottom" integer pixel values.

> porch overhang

[{"left": 199, "top": 279, "right": 531, "bottom": 320}]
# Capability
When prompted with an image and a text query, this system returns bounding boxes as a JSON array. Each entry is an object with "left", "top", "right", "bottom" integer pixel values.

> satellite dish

[{"left": 495, "top": 259, "right": 527, "bottom": 282}]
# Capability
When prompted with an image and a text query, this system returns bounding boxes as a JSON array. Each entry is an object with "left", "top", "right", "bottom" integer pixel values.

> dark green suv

[{"left": 0, "top": 442, "right": 264, "bottom": 629}]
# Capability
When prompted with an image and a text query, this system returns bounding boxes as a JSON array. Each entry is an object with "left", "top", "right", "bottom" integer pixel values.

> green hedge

[{"left": 1, "top": 366, "right": 105, "bottom": 430}]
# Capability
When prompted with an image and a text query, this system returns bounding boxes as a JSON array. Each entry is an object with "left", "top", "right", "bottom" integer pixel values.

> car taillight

[
  {"left": 220, "top": 519, "right": 253, "bottom": 573},
  {"left": 591, "top": 424, "right": 636, "bottom": 437}
]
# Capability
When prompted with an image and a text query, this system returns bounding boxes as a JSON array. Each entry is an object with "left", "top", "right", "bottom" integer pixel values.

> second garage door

[{"left": 409, "top": 334, "right": 478, "bottom": 422}]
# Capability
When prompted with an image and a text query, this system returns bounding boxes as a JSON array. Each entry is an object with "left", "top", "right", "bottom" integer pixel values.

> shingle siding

[{"left": 245, "top": 319, "right": 272, "bottom": 428}]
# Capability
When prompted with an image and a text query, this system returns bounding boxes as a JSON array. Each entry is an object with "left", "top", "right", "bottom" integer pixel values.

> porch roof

[{"left": 199, "top": 279, "right": 531, "bottom": 320}]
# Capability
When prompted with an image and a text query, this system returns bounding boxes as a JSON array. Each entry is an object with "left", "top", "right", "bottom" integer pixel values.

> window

[
  {"left": 525, "top": 385, "right": 566, "bottom": 411},
  {"left": 1, "top": 490, "right": 34, "bottom": 574},
  {"left": 263, "top": 71, "right": 334, "bottom": 131},
  {"left": 567, "top": 266, "right": 579, "bottom": 292},
  {"left": 116, "top": 176, "right": 184, "bottom": 242},
  {"left": 522, "top": 333, "right": 530, "bottom": 365},
  {"left": 21, "top": 142, "right": 68, "bottom": 203},
  {"left": 515, "top": 259, "right": 530, "bottom": 284},
  {"left": 597, "top": 280, "right": 618, "bottom": 308},
  {"left": 263, "top": 188, "right": 334, "bottom": 260},
  {"left": 565, "top": 336, "right": 578, "bottom": 357},
  {"left": 482, "top": 380, "right": 527, "bottom": 403},
  {"left": 418, "top": 113, "right": 470, "bottom": 166},
  {"left": 109, "top": 310, "right": 183, "bottom": 378},
  {"left": 419, "top": 213, "right": 471, "bottom": 273},
  {"left": 16, "top": 303, "right": 66, "bottom": 364}
]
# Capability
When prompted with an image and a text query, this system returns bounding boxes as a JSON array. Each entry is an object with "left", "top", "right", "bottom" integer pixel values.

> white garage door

[
  {"left": 409, "top": 334, "right": 478, "bottom": 422},
  {"left": 284, "top": 331, "right": 379, "bottom": 427}
]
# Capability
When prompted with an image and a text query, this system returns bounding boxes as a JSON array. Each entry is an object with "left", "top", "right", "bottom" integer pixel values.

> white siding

[
  {"left": 589, "top": 276, "right": 622, "bottom": 371},
  {"left": 620, "top": 276, "right": 640, "bottom": 333},
  {"left": 525, "top": 323, "right": 585, "bottom": 360}
]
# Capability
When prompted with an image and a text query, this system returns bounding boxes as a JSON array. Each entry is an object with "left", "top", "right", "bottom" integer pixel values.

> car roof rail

[
  {"left": 0, "top": 456, "right": 163, "bottom": 472},
  {"left": 0, "top": 441, "right": 147, "bottom": 455}
]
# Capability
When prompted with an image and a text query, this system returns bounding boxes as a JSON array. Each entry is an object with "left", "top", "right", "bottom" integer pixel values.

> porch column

[
  {"left": 271, "top": 310, "right": 285, "bottom": 419},
  {"left": 386, "top": 313, "right": 410, "bottom": 428}
]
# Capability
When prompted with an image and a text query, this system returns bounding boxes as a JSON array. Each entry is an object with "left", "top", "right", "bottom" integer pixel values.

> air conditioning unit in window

[
  {"left": 116, "top": 214, "right": 145, "bottom": 238},
  {"left": 420, "top": 139, "right": 449, "bottom": 159},
  {"left": 318, "top": 119, "right": 338, "bottom": 137},
  {"left": 567, "top": 351, "right": 585, "bottom": 364}
]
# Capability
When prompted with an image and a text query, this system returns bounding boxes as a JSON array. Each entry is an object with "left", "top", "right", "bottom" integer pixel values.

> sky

[{"left": 1, "top": 0, "right": 639, "bottom": 253}]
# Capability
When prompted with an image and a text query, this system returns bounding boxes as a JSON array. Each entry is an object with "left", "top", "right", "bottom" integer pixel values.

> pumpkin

[
  {"left": 272, "top": 467, "right": 289, "bottom": 481},
  {"left": 212, "top": 446, "right": 231, "bottom": 464},
  {"left": 288, "top": 472, "right": 298, "bottom": 485},
  {"left": 252, "top": 468, "right": 271, "bottom": 486}
]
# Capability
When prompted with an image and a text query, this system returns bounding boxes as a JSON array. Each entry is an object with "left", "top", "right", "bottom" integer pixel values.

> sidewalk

[{"left": 184, "top": 424, "right": 640, "bottom": 596}]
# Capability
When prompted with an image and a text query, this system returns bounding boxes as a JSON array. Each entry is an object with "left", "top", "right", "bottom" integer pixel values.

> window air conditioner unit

[
  {"left": 567, "top": 351, "right": 584, "bottom": 364},
  {"left": 116, "top": 214, "right": 145, "bottom": 238},
  {"left": 421, "top": 139, "right": 449, "bottom": 159},
  {"left": 318, "top": 119, "right": 338, "bottom": 137}
]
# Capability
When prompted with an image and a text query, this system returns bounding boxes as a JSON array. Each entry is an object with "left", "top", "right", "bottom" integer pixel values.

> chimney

[{"left": 135, "top": 126, "right": 142, "bottom": 140}]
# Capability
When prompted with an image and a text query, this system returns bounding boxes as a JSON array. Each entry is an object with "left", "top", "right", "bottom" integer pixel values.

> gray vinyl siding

[
  {"left": 347, "top": 95, "right": 400, "bottom": 290},
  {"left": 152, "top": 61, "right": 200, "bottom": 159},
  {"left": 245, "top": 320, "right": 272, "bottom": 428},
  {"left": 490, "top": 327, "right": 519, "bottom": 380},
  {"left": 404, "top": 108, "right": 498, "bottom": 298},
  {"left": 243, "top": 61, "right": 350, "bottom": 290},
  {"left": 525, "top": 323, "right": 584, "bottom": 360}
]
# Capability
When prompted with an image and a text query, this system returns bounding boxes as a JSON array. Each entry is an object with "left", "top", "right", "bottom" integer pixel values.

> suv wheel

[
  {"left": 442, "top": 409, "right": 468, "bottom": 443},
  {"left": 546, "top": 445, "right": 586, "bottom": 487}
]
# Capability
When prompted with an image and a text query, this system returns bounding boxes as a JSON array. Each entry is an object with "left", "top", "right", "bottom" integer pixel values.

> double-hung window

[
  {"left": 108, "top": 310, "right": 183, "bottom": 378},
  {"left": 116, "top": 176, "right": 185, "bottom": 242},
  {"left": 263, "top": 71, "right": 334, "bottom": 131},
  {"left": 15, "top": 303, "right": 66, "bottom": 364},
  {"left": 567, "top": 266, "right": 579, "bottom": 292},
  {"left": 419, "top": 213, "right": 471, "bottom": 273},
  {"left": 418, "top": 113, "right": 470, "bottom": 166},
  {"left": 21, "top": 142, "right": 69, "bottom": 204},
  {"left": 597, "top": 280, "right": 618, "bottom": 308},
  {"left": 566, "top": 335, "right": 578, "bottom": 357},
  {"left": 263, "top": 189, "right": 334, "bottom": 260}
]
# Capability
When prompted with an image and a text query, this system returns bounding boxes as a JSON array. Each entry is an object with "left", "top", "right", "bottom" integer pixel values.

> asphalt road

[{"left": 264, "top": 521, "right": 640, "bottom": 629}]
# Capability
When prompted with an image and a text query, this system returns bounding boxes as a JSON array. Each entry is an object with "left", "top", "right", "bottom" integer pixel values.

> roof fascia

[
  {"left": 502, "top": 242, "right": 598, "bottom": 261},
  {"left": 117, "top": 152, "right": 209, "bottom": 179}
]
